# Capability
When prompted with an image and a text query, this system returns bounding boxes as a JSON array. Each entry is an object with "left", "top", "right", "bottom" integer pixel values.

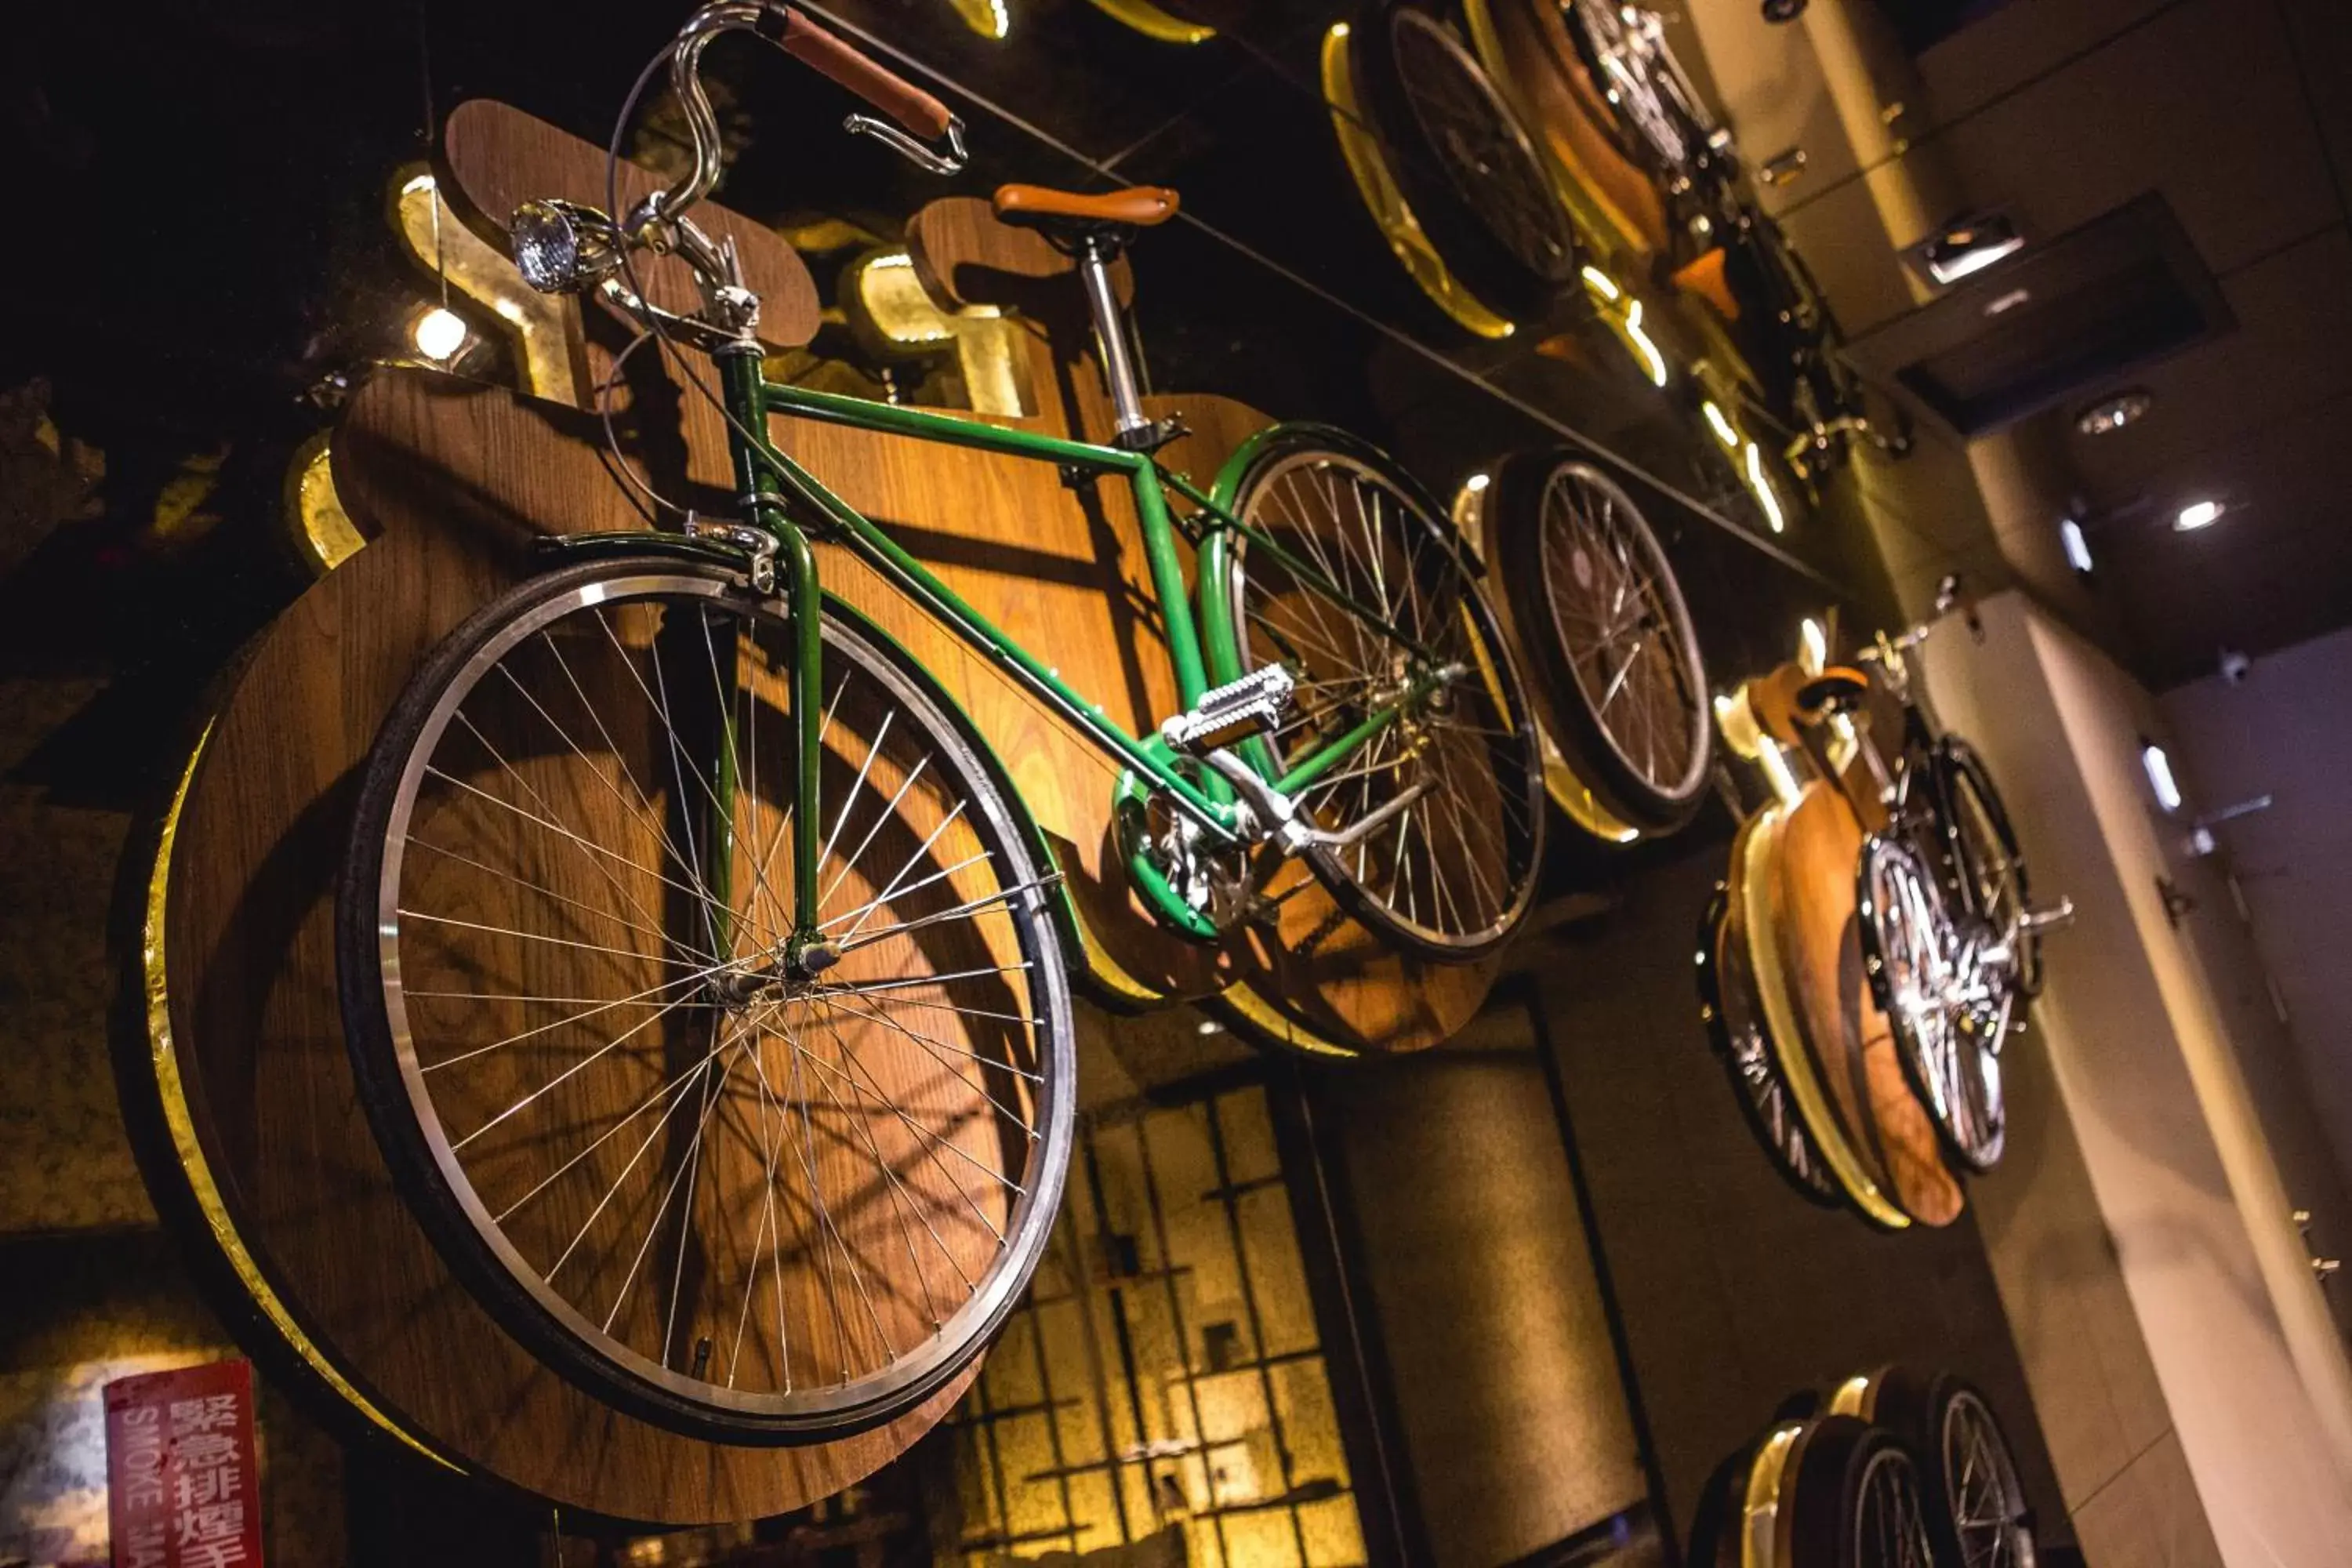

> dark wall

[{"left": 1520, "top": 840, "right": 2073, "bottom": 1554}]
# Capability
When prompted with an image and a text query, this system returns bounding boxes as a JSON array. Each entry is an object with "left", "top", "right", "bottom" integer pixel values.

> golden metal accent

[
  {"left": 392, "top": 170, "right": 586, "bottom": 406},
  {"left": 282, "top": 433, "right": 366, "bottom": 574},
  {"left": 1828, "top": 1371, "right": 1875, "bottom": 1419},
  {"left": 841, "top": 249, "right": 1033, "bottom": 418},
  {"left": 1321, "top": 25, "right": 1515, "bottom": 340},
  {"left": 944, "top": 0, "right": 1012, "bottom": 38},
  {"left": 143, "top": 728, "right": 461, "bottom": 1469},
  {"left": 1083, "top": 0, "right": 1214, "bottom": 45},
  {"left": 1738, "top": 808, "right": 1910, "bottom": 1228},
  {"left": 1214, "top": 982, "right": 1364, "bottom": 1061},
  {"left": 1741, "top": 1421, "right": 1806, "bottom": 1568}
]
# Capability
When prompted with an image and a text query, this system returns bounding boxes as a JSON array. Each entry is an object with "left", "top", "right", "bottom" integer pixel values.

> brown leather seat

[{"left": 993, "top": 183, "right": 1181, "bottom": 231}]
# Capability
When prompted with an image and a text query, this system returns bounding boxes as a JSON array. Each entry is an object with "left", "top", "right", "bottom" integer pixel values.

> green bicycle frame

[{"left": 702, "top": 347, "right": 1427, "bottom": 952}]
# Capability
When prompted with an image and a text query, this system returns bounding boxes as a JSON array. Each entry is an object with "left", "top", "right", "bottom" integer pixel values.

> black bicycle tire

[
  {"left": 1354, "top": 0, "right": 1580, "bottom": 321},
  {"left": 1697, "top": 883, "right": 1844, "bottom": 1210},
  {"left": 335, "top": 554, "right": 1076, "bottom": 1444},
  {"left": 1488, "top": 448, "right": 1712, "bottom": 834},
  {"left": 1784, "top": 1414, "right": 1937, "bottom": 1568},
  {"left": 1686, "top": 1423, "right": 1773, "bottom": 1568},
  {"left": 1934, "top": 735, "right": 2042, "bottom": 999},
  {"left": 1864, "top": 1367, "right": 2038, "bottom": 1568},
  {"left": 1219, "top": 425, "right": 1548, "bottom": 964}
]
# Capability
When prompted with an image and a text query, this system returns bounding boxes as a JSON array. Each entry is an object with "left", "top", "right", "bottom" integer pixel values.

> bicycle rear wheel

[
  {"left": 1214, "top": 428, "right": 1546, "bottom": 962},
  {"left": 1486, "top": 451, "right": 1711, "bottom": 834},
  {"left": 1935, "top": 736, "right": 2041, "bottom": 999},
  {"left": 337, "top": 555, "right": 1073, "bottom": 1442}
]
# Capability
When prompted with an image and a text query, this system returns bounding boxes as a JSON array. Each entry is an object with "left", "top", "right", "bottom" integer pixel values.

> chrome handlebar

[{"left": 511, "top": 1, "right": 966, "bottom": 314}]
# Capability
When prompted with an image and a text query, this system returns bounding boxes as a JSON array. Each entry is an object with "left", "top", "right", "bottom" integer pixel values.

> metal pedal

[
  {"left": 2019, "top": 897, "right": 2075, "bottom": 935},
  {"left": 1160, "top": 665, "right": 1294, "bottom": 757}
]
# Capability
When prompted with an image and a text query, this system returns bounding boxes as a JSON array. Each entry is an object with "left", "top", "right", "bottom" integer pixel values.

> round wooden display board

[
  {"left": 1734, "top": 800, "right": 1907, "bottom": 1229},
  {"left": 155, "top": 374, "right": 975, "bottom": 1520},
  {"left": 1758, "top": 782, "right": 1962, "bottom": 1227}
]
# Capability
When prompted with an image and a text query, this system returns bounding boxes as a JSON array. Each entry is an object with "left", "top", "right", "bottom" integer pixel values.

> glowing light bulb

[
  {"left": 2060, "top": 517, "right": 2093, "bottom": 573},
  {"left": 2141, "top": 741, "right": 2183, "bottom": 812},
  {"left": 412, "top": 306, "right": 470, "bottom": 363}
]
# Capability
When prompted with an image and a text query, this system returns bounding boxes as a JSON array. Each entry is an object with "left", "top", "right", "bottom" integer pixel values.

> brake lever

[{"left": 845, "top": 112, "right": 968, "bottom": 175}]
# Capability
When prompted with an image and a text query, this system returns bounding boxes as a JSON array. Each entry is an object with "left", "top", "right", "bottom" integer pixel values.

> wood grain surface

[
  {"left": 1734, "top": 800, "right": 1907, "bottom": 1229},
  {"left": 1764, "top": 783, "right": 1962, "bottom": 1227},
  {"left": 165, "top": 373, "right": 974, "bottom": 1519}
]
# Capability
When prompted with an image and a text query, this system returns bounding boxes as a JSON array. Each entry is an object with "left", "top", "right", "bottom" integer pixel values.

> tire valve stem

[{"left": 691, "top": 1337, "right": 713, "bottom": 1380}]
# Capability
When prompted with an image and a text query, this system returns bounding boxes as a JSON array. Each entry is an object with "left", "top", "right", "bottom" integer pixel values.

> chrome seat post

[{"left": 1073, "top": 235, "right": 1153, "bottom": 448}]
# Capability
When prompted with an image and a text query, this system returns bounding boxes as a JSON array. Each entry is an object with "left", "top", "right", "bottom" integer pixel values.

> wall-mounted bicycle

[{"left": 335, "top": 0, "right": 1544, "bottom": 1446}]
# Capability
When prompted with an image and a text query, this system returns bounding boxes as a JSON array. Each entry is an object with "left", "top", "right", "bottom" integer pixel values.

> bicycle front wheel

[
  {"left": 1214, "top": 429, "right": 1546, "bottom": 962},
  {"left": 337, "top": 555, "right": 1073, "bottom": 1442}
]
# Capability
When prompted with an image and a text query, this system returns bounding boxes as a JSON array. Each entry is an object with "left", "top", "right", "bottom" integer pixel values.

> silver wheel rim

[
  {"left": 1943, "top": 1389, "right": 2031, "bottom": 1568},
  {"left": 1854, "top": 1446, "right": 1936, "bottom": 1568},
  {"left": 1571, "top": 2, "right": 1690, "bottom": 170},
  {"left": 1534, "top": 462, "right": 1708, "bottom": 804},
  {"left": 370, "top": 572, "right": 1069, "bottom": 1427},
  {"left": 1229, "top": 449, "right": 1544, "bottom": 953},
  {"left": 1864, "top": 836, "right": 2005, "bottom": 1166},
  {"left": 1392, "top": 10, "right": 1577, "bottom": 281}
]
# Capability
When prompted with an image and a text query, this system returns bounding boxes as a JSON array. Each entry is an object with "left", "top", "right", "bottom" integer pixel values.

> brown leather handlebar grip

[{"left": 765, "top": 5, "right": 953, "bottom": 141}]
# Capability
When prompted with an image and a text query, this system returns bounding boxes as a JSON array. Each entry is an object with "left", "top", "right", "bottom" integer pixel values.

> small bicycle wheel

[
  {"left": 338, "top": 555, "right": 1074, "bottom": 1441},
  {"left": 1488, "top": 452, "right": 1711, "bottom": 834},
  {"left": 1697, "top": 882, "right": 1842, "bottom": 1208},
  {"left": 1357, "top": 3, "right": 1581, "bottom": 319},
  {"left": 1784, "top": 1416, "right": 1940, "bottom": 1568},
  {"left": 1216, "top": 428, "right": 1546, "bottom": 962},
  {"left": 1859, "top": 833, "right": 2004, "bottom": 1171},
  {"left": 1935, "top": 736, "right": 2042, "bottom": 999},
  {"left": 1858, "top": 1369, "right": 2038, "bottom": 1568}
]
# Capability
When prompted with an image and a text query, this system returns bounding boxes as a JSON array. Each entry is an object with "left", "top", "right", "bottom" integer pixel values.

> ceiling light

[
  {"left": 2174, "top": 499, "right": 2224, "bottom": 532},
  {"left": 2140, "top": 740, "right": 2183, "bottom": 813},
  {"left": 1910, "top": 210, "right": 2025, "bottom": 286},
  {"left": 412, "top": 306, "right": 470, "bottom": 363},
  {"left": 2060, "top": 517, "right": 2093, "bottom": 574},
  {"left": 2075, "top": 389, "right": 2151, "bottom": 436}
]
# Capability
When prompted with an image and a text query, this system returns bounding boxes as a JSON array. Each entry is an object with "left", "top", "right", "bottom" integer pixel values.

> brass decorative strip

[{"left": 143, "top": 728, "right": 462, "bottom": 1470}]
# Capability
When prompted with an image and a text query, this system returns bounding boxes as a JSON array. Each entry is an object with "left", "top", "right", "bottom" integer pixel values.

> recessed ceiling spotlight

[
  {"left": 2060, "top": 517, "right": 2094, "bottom": 574},
  {"left": 2140, "top": 739, "right": 2183, "bottom": 813},
  {"left": 2175, "top": 499, "right": 2224, "bottom": 532},
  {"left": 2075, "top": 389, "right": 2152, "bottom": 436},
  {"left": 1908, "top": 209, "right": 2025, "bottom": 286}
]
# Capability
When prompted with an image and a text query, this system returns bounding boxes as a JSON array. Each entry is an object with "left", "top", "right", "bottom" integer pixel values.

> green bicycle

[{"left": 336, "top": 1, "right": 1544, "bottom": 1446}]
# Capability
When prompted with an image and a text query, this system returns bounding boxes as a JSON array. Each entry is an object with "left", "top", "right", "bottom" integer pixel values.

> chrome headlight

[{"left": 510, "top": 199, "right": 620, "bottom": 295}]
